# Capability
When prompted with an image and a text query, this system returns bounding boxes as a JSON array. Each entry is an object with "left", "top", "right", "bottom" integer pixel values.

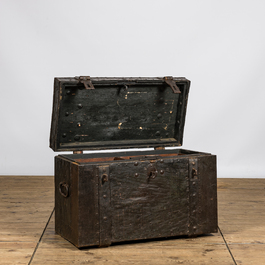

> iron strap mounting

[
  {"left": 75, "top": 76, "right": 180, "bottom": 93},
  {"left": 164, "top": 76, "right": 181, "bottom": 94},
  {"left": 75, "top": 76, "right": 95, "bottom": 90}
]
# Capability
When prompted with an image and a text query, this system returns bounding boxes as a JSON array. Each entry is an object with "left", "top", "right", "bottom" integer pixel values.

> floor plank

[
  {"left": 0, "top": 242, "right": 36, "bottom": 265},
  {"left": 31, "top": 244, "right": 234, "bottom": 265},
  {"left": 229, "top": 244, "right": 265, "bottom": 265},
  {"left": 31, "top": 212, "right": 233, "bottom": 265},
  {"left": 1, "top": 177, "right": 265, "bottom": 264},
  {"left": 0, "top": 176, "right": 54, "bottom": 265},
  {"left": 218, "top": 178, "right": 265, "bottom": 243},
  {"left": 217, "top": 178, "right": 265, "bottom": 264},
  {"left": 0, "top": 223, "right": 47, "bottom": 242}
]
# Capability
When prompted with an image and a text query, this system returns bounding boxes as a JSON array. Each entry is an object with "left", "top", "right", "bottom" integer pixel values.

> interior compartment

[{"left": 59, "top": 148, "right": 208, "bottom": 164}]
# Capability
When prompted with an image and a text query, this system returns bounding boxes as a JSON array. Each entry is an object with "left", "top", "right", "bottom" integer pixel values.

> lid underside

[{"left": 50, "top": 77, "right": 190, "bottom": 151}]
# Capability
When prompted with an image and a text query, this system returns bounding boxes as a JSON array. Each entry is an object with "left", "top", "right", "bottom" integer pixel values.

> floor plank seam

[
  {"left": 28, "top": 207, "right": 55, "bottom": 265},
  {"left": 228, "top": 242, "right": 265, "bottom": 245},
  {"left": 218, "top": 226, "right": 237, "bottom": 265}
]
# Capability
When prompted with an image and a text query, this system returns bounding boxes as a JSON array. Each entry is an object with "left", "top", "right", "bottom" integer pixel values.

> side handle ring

[{"left": 59, "top": 182, "right": 69, "bottom": 198}]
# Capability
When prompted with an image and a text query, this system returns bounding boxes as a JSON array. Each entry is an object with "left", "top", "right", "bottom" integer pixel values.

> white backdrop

[{"left": 1, "top": 0, "right": 264, "bottom": 177}]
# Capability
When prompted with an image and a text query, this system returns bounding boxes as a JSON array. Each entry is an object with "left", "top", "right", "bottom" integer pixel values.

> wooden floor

[{"left": 0, "top": 177, "right": 264, "bottom": 265}]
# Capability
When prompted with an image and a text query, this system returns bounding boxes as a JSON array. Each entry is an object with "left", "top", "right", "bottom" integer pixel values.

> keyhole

[
  {"left": 102, "top": 174, "right": 108, "bottom": 184},
  {"left": 149, "top": 170, "right": 158, "bottom": 179}
]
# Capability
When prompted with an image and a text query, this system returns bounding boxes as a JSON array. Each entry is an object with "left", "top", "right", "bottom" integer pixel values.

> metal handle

[{"left": 59, "top": 182, "right": 69, "bottom": 198}]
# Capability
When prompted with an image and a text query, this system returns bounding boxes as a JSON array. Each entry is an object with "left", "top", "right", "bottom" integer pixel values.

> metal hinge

[
  {"left": 164, "top": 76, "right": 181, "bottom": 94},
  {"left": 75, "top": 76, "right": 95, "bottom": 90}
]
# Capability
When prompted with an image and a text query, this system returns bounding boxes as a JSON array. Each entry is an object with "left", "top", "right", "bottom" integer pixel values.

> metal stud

[
  {"left": 65, "top": 112, "right": 69, "bottom": 116},
  {"left": 135, "top": 173, "right": 139, "bottom": 177},
  {"left": 62, "top": 133, "right": 67, "bottom": 138},
  {"left": 134, "top": 162, "right": 138, "bottom": 166},
  {"left": 74, "top": 135, "right": 80, "bottom": 141},
  {"left": 77, "top": 122, "right": 82, "bottom": 127},
  {"left": 160, "top": 170, "right": 164, "bottom": 175},
  {"left": 78, "top": 104, "right": 83, "bottom": 109},
  {"left": 155, "top": 131, "right": 160, "bottom": 136},
  {"left": 157, "top": 113, "right": 162, "bottom": 118}
]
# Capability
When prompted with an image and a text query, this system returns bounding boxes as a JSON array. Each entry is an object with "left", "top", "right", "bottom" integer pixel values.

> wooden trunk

[
  {"left": 50, "top": 76, "right": 218, "bottom": 248},
  {"left": 55, "top": 149, "right": 217, "bottom": 248}
]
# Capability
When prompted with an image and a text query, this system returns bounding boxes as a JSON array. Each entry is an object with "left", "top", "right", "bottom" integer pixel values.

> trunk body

[{"left": 55, "top": 149, "right": 217, "bottom": 248}]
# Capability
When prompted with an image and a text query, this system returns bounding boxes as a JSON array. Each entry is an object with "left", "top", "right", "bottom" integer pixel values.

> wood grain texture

[
  {"left": 31, "top": 212, "right": 232, "bottom": 265},
  {"left": 50, "top": 77, "right": 190, "bottom": 151},
  {"left": 228, "top": 244, "right": 265, "bottom": 265},
  {"left": 218, "top": 178, "right": 265, "bottom": 244},
  {"left": 54, "top": 150, "right": 217, "bottom": 248},
  {"left": 77, "top": 165, "right": 99, "bottom": 247},
  {"left": 54, "top": 156, "right": 79, "bottom": 246},
  {"left": 98, "top": 165, "right": 111, "bottom": 247},
  {"left": 0, "top": 176, "right": 54, "bottom": 265},
  {"left": 110, "top": 158, "right": 190, "bottom": 242},
  {"left": 196, "top": 155, "right": 218, "bottom": 234},
  {"left": 0, "top": 242, "right": 37, "bottom": 265},
  {"left": 2, "top": 177, "right": 265, "bottom": 264},
  {"left": 217, "top": 178, "right": 265, "bottom": 264}
]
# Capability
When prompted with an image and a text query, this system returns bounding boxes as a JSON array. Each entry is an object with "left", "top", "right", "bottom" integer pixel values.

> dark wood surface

[
  {"left": 54, "top": 157, "right": 79, "bottom": 245},
  {"left": 98, "top": 165, "right": 112, "bottom": 247},
  {"left": 109, "top": 158, "right": 190, "bottom": 242},
  {"left": 78, "top": 165, "right": 99, "bottom": 246},
  {"left": 1, "top": 176, "right": 264, "bottom": 264},
  {"left": 50, "top": 77, "right": 190, "bottom": 151},
  {"left": 54, "top": 149, "right": 217, "bottom": 248}
]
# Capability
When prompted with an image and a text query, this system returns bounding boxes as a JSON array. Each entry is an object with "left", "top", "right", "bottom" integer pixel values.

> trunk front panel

[{"left": 108, "top": 158, "right": 189, "bottom": 243}]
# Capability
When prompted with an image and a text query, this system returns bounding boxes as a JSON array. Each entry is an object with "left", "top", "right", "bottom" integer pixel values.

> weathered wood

[
  {"left": 217, "top": 178, "right": 265, "bottom": 265},
  {"left": 98, "top": 165, "right": 112, "bottom": 246},
  {"left": 0, "top": 242, "right": 37, "bottom": 265},
  {"left": 54, "top": 156, "right": 79, "bottom": 246},
  {"left": 31, "top": 213, "right": 233, "bottom": 265},
  {"left": 54, "top": 150, "right": 217, "bottom": 248},
  {"left": 0, "top": 176, "right": 54, "bottom": 265},
  {"left": 2, "top": 177, "right": 265, "bottom": 264},
  {"left": 77, "top": 165, "right": 99, "bottom": 247},
  {"left": 218, "top": 178, "right": 265, "bottom": 244},
  {"left": 50, "top": 76, "right": 218, "bottom": 249},
  {"left": 193, "top": 155, "right": 218, "bottom": 234},
  {"left": 110, "top": 158, "right": 189, "bottom": 242},
  {"left": 228, "top": 244, "right": 265, "bottom": 265},
  {"left": 50, "top": 77, "right": 190, "bottom": 151}
]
